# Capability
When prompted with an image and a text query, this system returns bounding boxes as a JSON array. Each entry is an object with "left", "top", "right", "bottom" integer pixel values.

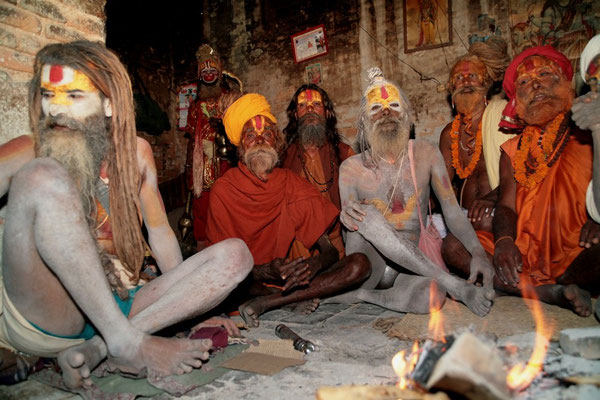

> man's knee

[
  {"left": 12, "top": 158, "right": 74, "bottom": 197},
  {"left": 211, "top": 238, "right": 253, "bottom": 276},
  {"left": 343, "top": 252, "right": 371, "bottom": 282}
]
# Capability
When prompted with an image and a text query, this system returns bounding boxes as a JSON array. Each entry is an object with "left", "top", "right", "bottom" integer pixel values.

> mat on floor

[
  {"left": 375, "top": 297, "right": 598, "bottom": 341},
  {"left": 31, "top": 343, "right": 249, "bottom": 399}
]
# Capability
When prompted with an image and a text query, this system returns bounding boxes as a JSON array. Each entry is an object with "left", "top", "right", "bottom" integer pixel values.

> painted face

[
  {"left": 450, "top": 60, "right": 486, "bottom": 92},
  {"left": 514, "top": 55, "right": 572, "bottom": 126},
  {"left": 366, "top": 84, "right": 403, "bottom": 118},
  {"left": 586, "top": 55, "right": 600, "bottom": 92},
  {"left": 296, "top": 89, "right": 325, "bottom": 118},
  {"left": 40, "top": 64, "right": 107, "bottom": 121},
  {"left": 241, "top": 115, "right": 277, "bottom": 149},
  {"left": 198, "top": 59, "right": 220, "bottom": 84}
]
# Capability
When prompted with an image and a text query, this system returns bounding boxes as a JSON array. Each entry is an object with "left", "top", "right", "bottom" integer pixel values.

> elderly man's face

[
  {"left": 241, "top": 115, "right": 277, "bottom": 149},
  {"left": 240, "top": 115, "right": 279, "bottom": 180},
  {"left": 450, "top": 60, "right": 486, "bottom": 92},
  {"left": 40, "top": 64, "right": 110, "bottom": 122},
  {"left": 296, "top": 89, "right": 325, "bottom": 120},
  {"left": 514, "top": 55, "right": 573, "bottom": 127},
  {"left": 367, "top": 84, "right": 404, "bottom": 122},
  {"left": 296, "top": 89, "right": 328, "bottom": 147}
]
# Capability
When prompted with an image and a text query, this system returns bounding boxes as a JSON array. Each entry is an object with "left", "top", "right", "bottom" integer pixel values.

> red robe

[
  {"left": 477, "top": 130, "right": 592, "bottom": 287},
  {"left": 206, "top": 164, "right": 339, "bottom": 265}
]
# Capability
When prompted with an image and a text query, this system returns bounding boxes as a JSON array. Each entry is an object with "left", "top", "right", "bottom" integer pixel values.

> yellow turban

[{"left": 222, "top": 93, "right": 277, "bottom": 146}]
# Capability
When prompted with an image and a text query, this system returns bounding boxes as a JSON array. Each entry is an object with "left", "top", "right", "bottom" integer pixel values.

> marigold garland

[
  {"left": 513, "top": 112, "right": 568, "bottom": 188},
  {"left": 450, "top": 115, "right": 483, "bottom": 179}
]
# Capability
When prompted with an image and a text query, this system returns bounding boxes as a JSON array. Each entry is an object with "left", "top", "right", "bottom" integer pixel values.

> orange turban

[{"left": 222, "top": 93, "right": 277, "bottom": 146}]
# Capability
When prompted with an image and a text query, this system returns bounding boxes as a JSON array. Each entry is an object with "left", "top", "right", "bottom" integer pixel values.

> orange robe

[
  {"left": 206, "top": 164, "right": 339, "bottom": 265},
  {"left": 477, "top": 130, "right": 592, "bottom": 287},
  {"left": 282, "top": 142, "right": 354, "bottom": 260}
]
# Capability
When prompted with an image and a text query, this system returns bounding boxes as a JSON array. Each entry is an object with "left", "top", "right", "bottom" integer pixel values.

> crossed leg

[{"left": 3, "top": 159, "right": 252, "bottom": 387}]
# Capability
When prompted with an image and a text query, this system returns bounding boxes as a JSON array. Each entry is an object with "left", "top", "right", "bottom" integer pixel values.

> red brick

[
  {"left": 0, "top": 67, "right": 31, "bottom": 83},
  {"left": 56, "top": 0, "right": 106, "bottom": 20},
  {"left": 0, "top": 27, "right": 43, "bottom": 55},
  {"left": 21, "top": 0, "right": 66, "bottom": 23},
  {"left": 45, "top": 24, "right": 84, "bottom": 42},
  {"left": 0, "top": 4, "right": 42, "bottom": 34},
  {"left": 67, "top": 16, "right": 104, "bottom": 38},
  {"left": 0, "top": 46, "right": 34, "bottom": 73}
]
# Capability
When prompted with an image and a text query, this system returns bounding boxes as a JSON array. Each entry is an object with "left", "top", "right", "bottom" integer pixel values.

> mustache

[
  {"left": 40, "top": 114, "right": 89, "bottom": 131},
  {"left": 298, "top": 112, "right": 326, "bottom": 125},
  {"left": 453, "top": 85, "right": 486, "bottom": 96}
]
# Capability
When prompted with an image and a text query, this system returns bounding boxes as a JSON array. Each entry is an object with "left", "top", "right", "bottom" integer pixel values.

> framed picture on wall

[
  {"left": 291, "top": 24, "right": 329, "bottom": 63},
  {"left": 305, "top": 63, "right": 323, "bottom": 85},
  {"left": 403, "top": 0, "right": 452, "bottom": 53}
]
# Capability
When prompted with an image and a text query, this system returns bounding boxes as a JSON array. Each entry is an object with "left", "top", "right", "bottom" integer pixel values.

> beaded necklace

[
  {"left": 298, "top": 144, "right": 336, "bottom": 192},
  {"left": 450, "top": 115, "right": 483, "bottom": 179}
]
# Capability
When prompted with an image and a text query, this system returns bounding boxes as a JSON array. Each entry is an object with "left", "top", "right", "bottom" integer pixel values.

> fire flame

[
  {"left": 427, "top": 281, "right": 446, "bottom": 343},
  {"left": 506, "top": 284, "right": 552, "bottom": 391},
  {"left": 392, "top": 341, "right": 420, "bottom": 389}
]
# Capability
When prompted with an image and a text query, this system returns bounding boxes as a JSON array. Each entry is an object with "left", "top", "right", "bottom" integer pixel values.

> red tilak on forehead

[
  {"left": 49, "top": 65, "right": 63, "bottom": 83},
  {"left": 522, "top": 58, "right": 536, "bottom": 72},
  {"left": 380, "top": 86, "right": 389, "bottom": 100},
  {"left": 305, "top": 90, "right": 313, "bottom": 102},
  {"left": 254, "top": 115, "right": 263, "bottom": 130}
]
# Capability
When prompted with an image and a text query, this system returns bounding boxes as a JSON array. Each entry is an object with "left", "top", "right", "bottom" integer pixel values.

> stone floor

[{"left": 0, "top": 303, "right": 411, "bottom": 400}]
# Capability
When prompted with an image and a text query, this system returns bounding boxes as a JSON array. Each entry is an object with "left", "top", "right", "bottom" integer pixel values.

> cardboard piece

[
  {"left": 221, "top": 339, "right": 305, "bottom": 375},
  {"left": 381, "top": 297, "right": 598, "bottom": 341}
]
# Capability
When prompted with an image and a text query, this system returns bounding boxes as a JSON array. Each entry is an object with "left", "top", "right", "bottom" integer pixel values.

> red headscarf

[{"left": 500, "top": 45, "right": 573, "bottom": 130}]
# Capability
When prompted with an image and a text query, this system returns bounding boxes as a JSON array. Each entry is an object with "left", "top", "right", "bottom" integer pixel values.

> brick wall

[{"left": 0, "top": 0, "right": 106, "bottom": 144}]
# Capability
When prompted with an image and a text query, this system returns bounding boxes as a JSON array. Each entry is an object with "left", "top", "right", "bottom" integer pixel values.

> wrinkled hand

[
  {"left": 572, "top": 92, "right": 600, "bottom": 132},
  {"left": 192, "top": 316, "right": 240, "bottom": 337},
  {"left": 579, "top": 219, "right": 600, "bottom": 248},
  {"left": 493, "top": 239, "right": 522, "bottom": 287},
  {"left": 467, "top": 198, "right": 495, "bottom": 223},
  {"left": 468, "top": 253, "right": 494, "bottom": 289},
  {"left": 281, "top": 257, "right": 322, "bottom": 291},
  {"left": 340, "top": 200, "right": 367, "bottom": 231}
]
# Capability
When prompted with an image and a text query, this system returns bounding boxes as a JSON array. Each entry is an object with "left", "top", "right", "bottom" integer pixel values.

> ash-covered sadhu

[
  {"left": 0, "top": 40, "right": 252, "bottom": 388},
  {"left": 206, "top": 93, "right": 370, "bottom": 327}
]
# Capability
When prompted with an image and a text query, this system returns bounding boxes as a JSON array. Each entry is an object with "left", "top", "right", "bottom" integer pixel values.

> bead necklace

[{"left": 450, "top": 115, "right": 483, "bottom": 179}]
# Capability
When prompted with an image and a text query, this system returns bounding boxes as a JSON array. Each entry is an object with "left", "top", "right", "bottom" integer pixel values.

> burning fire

[
  {"left": 506, "top": 284, "right": 552, "bottom": 391},
  {"left": 392, "top": 341, "right": 420, "bottom": 389},
  {"left": 392, "top": 282, "right": 445, "bottom": 388}
]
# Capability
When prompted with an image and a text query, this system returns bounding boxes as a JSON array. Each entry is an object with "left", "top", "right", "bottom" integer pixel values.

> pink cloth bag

[{"left": 408, "top": 140, "right": 448, "bottom": 272}]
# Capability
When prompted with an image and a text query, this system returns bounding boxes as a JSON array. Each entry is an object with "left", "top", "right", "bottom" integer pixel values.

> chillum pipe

[{"left": 275, "top": 324, "right": 316, "bottom": 354}]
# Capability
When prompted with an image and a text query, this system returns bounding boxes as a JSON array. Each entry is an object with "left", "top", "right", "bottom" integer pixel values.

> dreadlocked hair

[
  {"left": 283, "top": 84, "right": 341, "bottom": 163},
  {"left": 30, "top": 40, "right": 146, "bottom": 283}
]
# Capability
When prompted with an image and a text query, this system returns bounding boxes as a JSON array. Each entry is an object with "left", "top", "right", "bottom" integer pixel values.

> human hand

[
  {"left": 572, "top": 91, "right": 600, "bottom": 132},
  {"left": 467, "top": 198, "right": 495, "bottom": 223},
  {"left": 579, "top": 219, "right": 600, "bottom": 248},
  {"left": 192, "top": 316, "right": 240, "bottom": 337},
  {"left": 492, "top": 238, "right": 522, "bottom": 287},
  {"left": 468, "top": 252, "right": 494, "bottom": 289},
  {"left": 340, "top": 200, "right": 367, "bottom": 231},
  {"left": 280, "top": 257, "right": 321, "bottom": 291}
]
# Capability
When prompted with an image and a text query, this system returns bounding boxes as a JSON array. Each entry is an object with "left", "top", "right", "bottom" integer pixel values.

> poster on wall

[
  {"left": 306, "top": 63, "right": 323, "bottom": 85},
  {"left": 509, "top": 0, "right": 600, "bottom": 72},
  {"left": 177, "top": 83, "right": 198, "bottom": 130},
  {"left": 403, "top": 0, "right": 452, "bottom": 53},
  {"left": 291, "top": 24, "right": 329, "bottom": 63}
]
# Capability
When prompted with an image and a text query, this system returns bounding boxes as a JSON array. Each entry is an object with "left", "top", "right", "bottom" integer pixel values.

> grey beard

[
  {"left": 243, "top": 145, "right": 279, "bottom": 180},
  {"left": 367, "top": 116, "right": 410, "bottom": 161},
  {"left": 298, "top": 113, "right": 327, "bottom": 148},
  {"left": 37, "top": 112, "right": 109, "bottom": 219}
]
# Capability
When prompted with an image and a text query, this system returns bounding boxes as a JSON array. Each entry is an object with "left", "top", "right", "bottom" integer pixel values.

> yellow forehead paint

[
  {"left": 250, "top": 115, "right": 268, "bottom": 135},
  {"left": 366, "top": 84, "right": 401, "bottom": 108},
  {"left": 41, "top": 64, "right": 97, "bottom": 106},
  {"left": 298, "top": 89, "right": 322, "bottom": 107}
]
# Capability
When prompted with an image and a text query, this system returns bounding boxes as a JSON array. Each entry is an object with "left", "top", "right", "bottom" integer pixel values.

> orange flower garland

[
  {"left": 450, "top": 115, "right": 483, "bottom": 179},
  {"left": 513, "top": 112, "right": 567, "bottom": 188}
]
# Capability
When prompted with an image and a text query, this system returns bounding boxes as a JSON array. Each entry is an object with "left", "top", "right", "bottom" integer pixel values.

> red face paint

[{"left": 49, "top": 65, "right": 63, "bottom": 83}]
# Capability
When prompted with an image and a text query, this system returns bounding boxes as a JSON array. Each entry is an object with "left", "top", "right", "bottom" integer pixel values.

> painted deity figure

[
  {"left": 182, "top": 44, "right": 239, "bottom": 250},
  {"left": 0, "top": 41, "right": 252, "bottom": 389},
  {"left": 327, "top": 68, "right": 495, "bottom": 317}
]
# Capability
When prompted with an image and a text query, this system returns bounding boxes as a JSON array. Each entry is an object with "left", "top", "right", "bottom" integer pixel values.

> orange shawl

[
  {"left": 478, "top": 130, "right": 592, "bottom": 286},
  {"left": 206, "top": 164, "right": 339, "bottom": 265}
]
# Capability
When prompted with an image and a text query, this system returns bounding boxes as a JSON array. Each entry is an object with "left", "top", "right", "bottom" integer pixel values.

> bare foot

[
  {"left": 238, "top": 298, "right": 266, "bottom": 328},
  {"left": 284, "top": 298, "right": 320, "bottom": 315},
  {"left": 457, "top": 283, "right": 494, "bottom": 317},
  {"left": 562, "top": 284, "right": 592, "bottom": 317},
  {"left": 107, "top": 335, "right": 212, "bottom": 377},
  {"left": 57, "top": 336, "right": 107, "bottom": 389}
]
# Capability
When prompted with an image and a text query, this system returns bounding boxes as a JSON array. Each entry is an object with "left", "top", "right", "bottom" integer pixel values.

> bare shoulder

[
  {"left": 439, "top": 122, "right": 453, "bottom": 147},
  {"left": 412, "top": 138, "right": 439, "bottom": 155},
  {"left": 0, "top": 135, "right": 35, "bottom": 158},
  {"left": 340, "top": 153, "right": 363, "bottom": 170}
]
